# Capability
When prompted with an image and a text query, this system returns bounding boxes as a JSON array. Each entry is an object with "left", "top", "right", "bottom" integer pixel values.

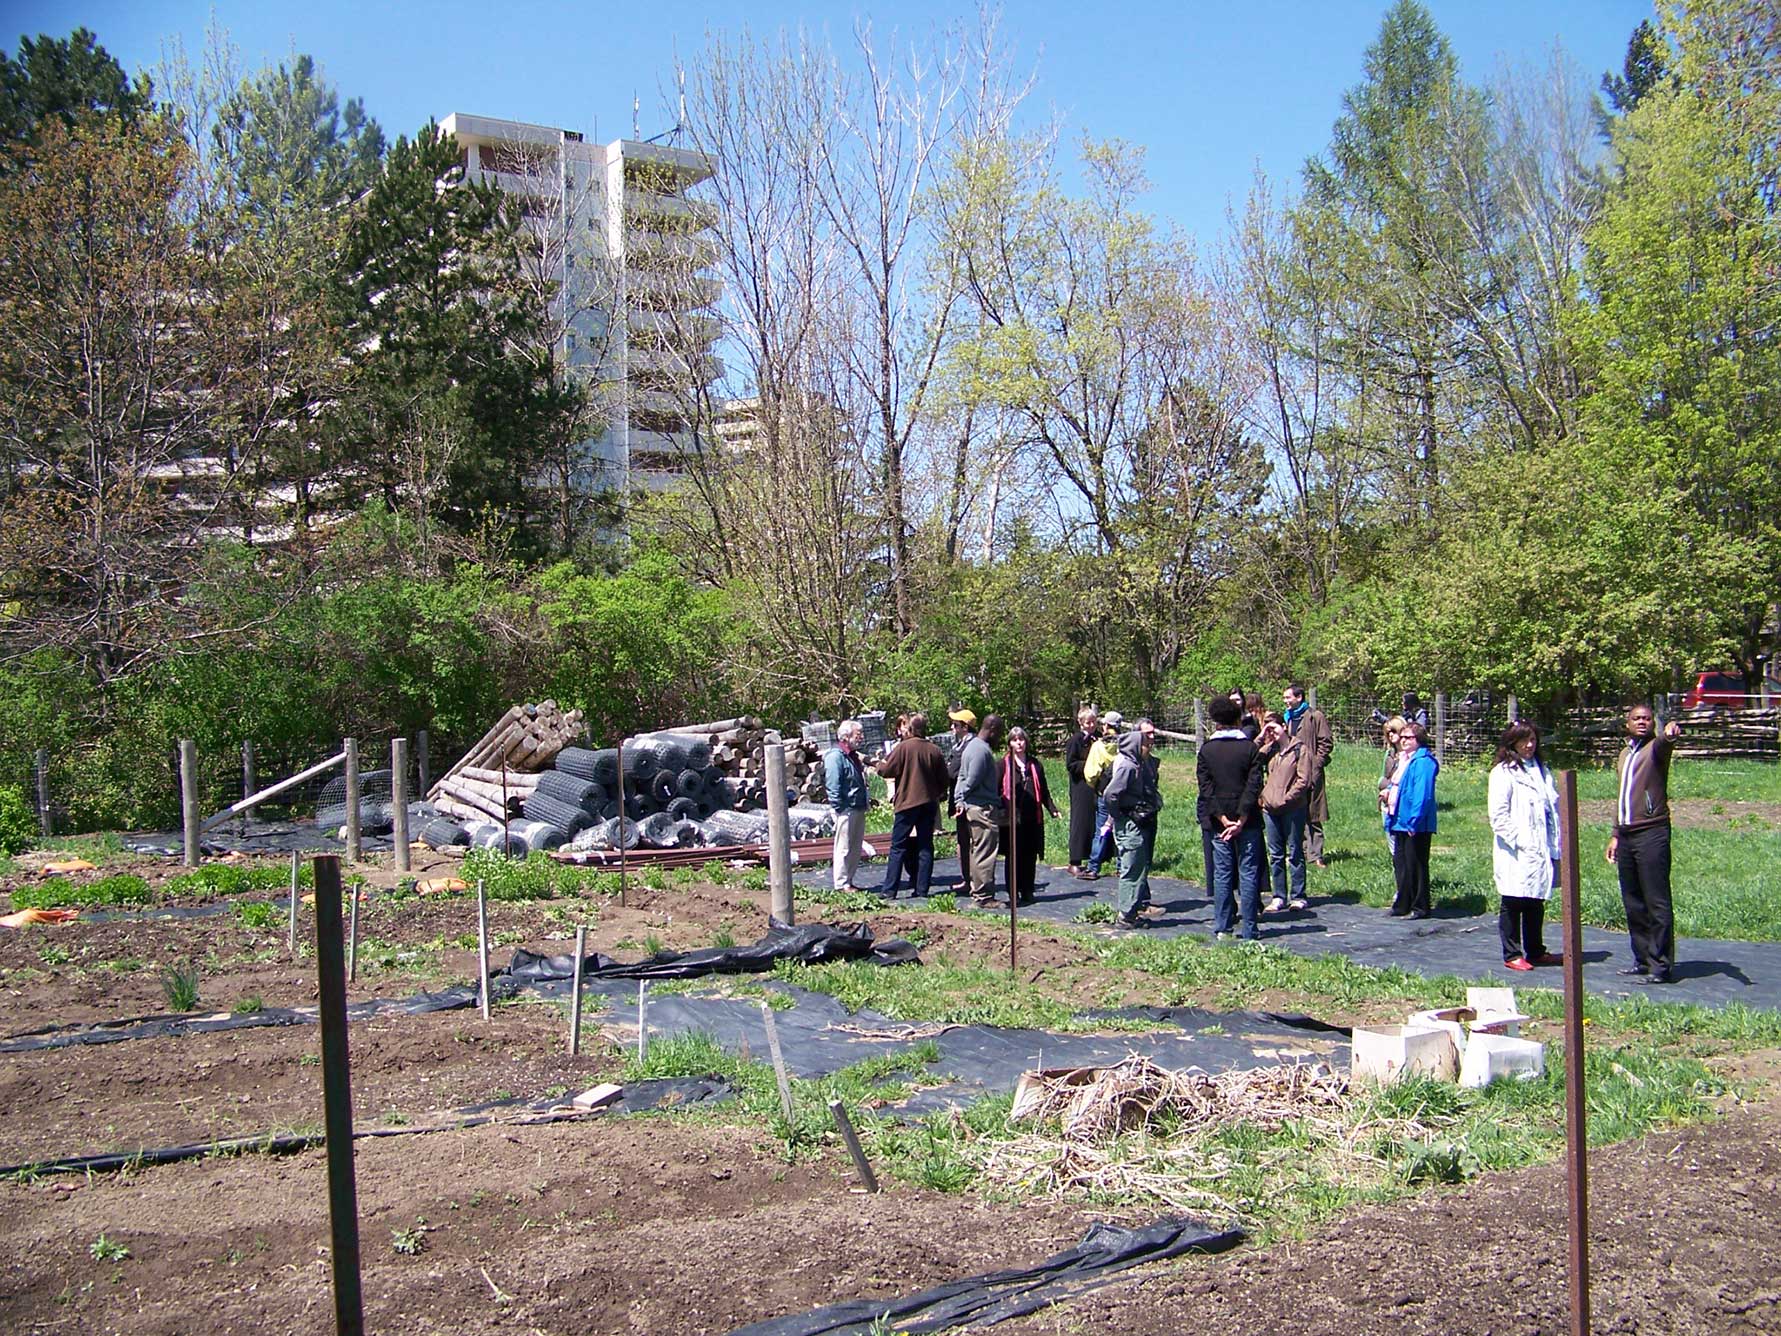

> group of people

[
  {"left": 1476, "top": 703, "right": 1680, "bottom": 983},
  {"left": 824, "top": 694, "right": 1687, "bottom": 983}
]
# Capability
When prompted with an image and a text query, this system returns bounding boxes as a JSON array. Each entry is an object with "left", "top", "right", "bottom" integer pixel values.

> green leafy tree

[
  {"left": 213, "top": 54, "right": 383, "bottom": 225},
  {"left": 1569, "top": 0, "right": 1780, "bottom": 681}
]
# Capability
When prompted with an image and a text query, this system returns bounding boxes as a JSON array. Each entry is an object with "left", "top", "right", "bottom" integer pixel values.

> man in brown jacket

[
  {"left": 1284, "top": 685, "right": 1335, "bottom": 866},
  {"left": 1606, "top": 703, "right": 1683, "bottom": 984},
  {"left": 1259, "top": 714, "right": 1317, "bottom": 912},
  {"left": 874, "top": 713, "right": 951, "bottom": 899}
]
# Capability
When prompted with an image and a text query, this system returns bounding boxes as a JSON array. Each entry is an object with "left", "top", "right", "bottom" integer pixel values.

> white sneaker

[{"left": 1265, "top": 897, "right": 1286, "bottom": 914}]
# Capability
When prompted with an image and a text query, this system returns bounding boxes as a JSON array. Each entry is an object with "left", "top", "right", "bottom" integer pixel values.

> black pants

[
  {"left": 879, "top": 802, "right": 938, "bottom": 897},
  {"left": 1498, "top": 895, "right": 1547, "bottom": 962},
  {"left": 1391, "top": 832, "right": 1432, "bottom": 915},
  {"left": 1001, "top": 810, "right": 1043, "bottom": 902},
  {"left": 1617, "top": 823, "right": 1674, "bottom": 974},
  {"left": 1068, "top": 781, "right": 1097, "bottom": 866},
  {"left": 955, "top": 812, "right": 973, "bottom": 887}
]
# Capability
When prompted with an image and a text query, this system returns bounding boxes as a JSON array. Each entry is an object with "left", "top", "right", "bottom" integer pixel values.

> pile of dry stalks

[{"left": 982, "top": 1057, "right": 1359, "bottom": 1213}]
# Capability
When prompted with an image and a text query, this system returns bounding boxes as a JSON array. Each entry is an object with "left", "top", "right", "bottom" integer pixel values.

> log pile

[
  {"left": 656, "top": 717, "right": 828, "bottom": 810},
  {"left": 428, "top": 702, "right": 583, "bottom": 824}
]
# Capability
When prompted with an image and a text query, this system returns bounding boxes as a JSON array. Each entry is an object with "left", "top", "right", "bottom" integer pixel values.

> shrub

[{"left": 0, "top": 784, "right": 34, "bottom": 855}]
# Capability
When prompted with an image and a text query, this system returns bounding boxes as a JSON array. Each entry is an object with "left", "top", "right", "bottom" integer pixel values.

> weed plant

[
  {"left": 159, "top": 964, "right": 201, "bottom": 1011},
  {"left": 234, "top": 901, "right": 282, "bottom": 930}
]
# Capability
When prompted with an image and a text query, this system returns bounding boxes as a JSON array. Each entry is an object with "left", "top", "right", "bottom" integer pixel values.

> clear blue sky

[{"left": 10, "top": 0, "right": 1650, "bottom": 246}]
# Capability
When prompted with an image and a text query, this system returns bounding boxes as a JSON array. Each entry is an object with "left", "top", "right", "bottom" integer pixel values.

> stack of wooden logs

[
  {"left": 429, "top": 702, "right": 584, "bottom": 825},
  {"left": 658, "top": 717, "right": 826, "bottom": 810}
]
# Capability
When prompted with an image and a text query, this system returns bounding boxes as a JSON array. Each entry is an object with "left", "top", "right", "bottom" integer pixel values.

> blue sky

[{"left": 11, "top": 1, "right": 1650, "bottom": 246}]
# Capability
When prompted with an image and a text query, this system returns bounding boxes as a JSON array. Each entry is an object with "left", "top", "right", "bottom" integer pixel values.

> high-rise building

[{"left": 439, "top": 112, "right": 722, "bottom": 493}]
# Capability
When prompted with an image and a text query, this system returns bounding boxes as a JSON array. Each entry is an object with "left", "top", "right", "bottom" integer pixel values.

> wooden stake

[
  {"left": 179, "top": 739, "right": 201, "bottom": 867},
  {"left": 311, "top": 855, "right": 365, "bottom": 1336},
  {"left": 476, "top": 878, "right": 491, "bottom": 1023},
  {"left": 240, "top": 740, "right": 255, "bottom": 839},
  {"left": 1560, "top": 769, "right": 1590, "bottom": 1336},
  {"left": 568, "top": 927, "right": 587, "bottom": 1057},
  {"left": 1007, "top": 780, "right": 1019, "bottom": 974},
  {"left": 827, "top": 1099, "right": 878, "bottom": 1193},
  {"left": 288, "top": 850, "right": 299, "bottom": 955},
  {"left": 760, "top": 999, "right": 794, "bottom": 1123}
]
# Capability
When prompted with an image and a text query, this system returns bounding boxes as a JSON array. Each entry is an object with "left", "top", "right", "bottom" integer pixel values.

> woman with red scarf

[{"left": 1000, "top": 726, "right": 1061, "bottom": 905}]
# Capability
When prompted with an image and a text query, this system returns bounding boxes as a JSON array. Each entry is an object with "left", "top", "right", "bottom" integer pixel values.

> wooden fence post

[
  {"left": 342, "top": 737, "right": 360, "bottom": 864},
  {"left": 34, "top": 748, "right": 50, "bottom": 838},
  {"left": 391, "top": 738, "right": 410, "bottom": 874},
  {"left": 416, "top": 729, "right": 431, "bottom": 797},
  {"left": 1192, "top": 699, "right": 1205, "bottom": 749},
  {"left": 179, "top": 740, "right": 201, "bottom": 867},
  {"left": 1434, "top": 693, "right": 1448, "bottom": 764},
  {"left": 765, "top": 732, "right": 794, "bottom": 926},
  {"left": 1507, "top": 694, "right": 1520, "bottom": 724},
  {"left": 311, "top": 855, "right": 365, "bottom": 1336}
]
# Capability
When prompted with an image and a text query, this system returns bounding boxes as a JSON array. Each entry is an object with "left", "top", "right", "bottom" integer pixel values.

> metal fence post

[
  {"left": 1434, "top": 692, "right": 1448, "bottom": 764},
  {"left": 342, "top": 737, "right": 361, "bottom": 863}
]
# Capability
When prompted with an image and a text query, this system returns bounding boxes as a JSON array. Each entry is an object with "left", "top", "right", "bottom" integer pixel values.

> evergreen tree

[
  {"left": 328, "top": 122, "right": 573, "bottom": 550},
  {"left": 1600, "top": 18, "right": 1671, "bottom": 118},
  {"left": 0, "top": 27, "right": 149, "bottom": 148}
]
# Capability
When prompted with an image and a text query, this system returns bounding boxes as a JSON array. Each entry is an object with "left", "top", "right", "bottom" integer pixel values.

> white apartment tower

[{"left": 439, "top": 112, "right": 721, "bottom": 491}]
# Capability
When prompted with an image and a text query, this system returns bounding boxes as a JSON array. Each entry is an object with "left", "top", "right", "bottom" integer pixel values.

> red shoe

[
  {"left": 1504, "top": 956, "right": 1534, "bottom": 972},
  {"left": 1531, "top": 952, "right": 1563, "bottom": 966}
]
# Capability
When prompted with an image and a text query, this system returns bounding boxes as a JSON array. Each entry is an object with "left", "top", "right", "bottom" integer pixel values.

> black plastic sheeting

[
  {"left": 123, "top": 818, "right": 396, "bottom": 858},
  {"left": 0, "top": 923, "right": 916, "bottom": 1054},
  {"left": 0, "top": 1077, "right": 732, "bottom": 1179},
  {"left": 729, "top": 1216, "right": 1245, "bottom": 1335},
  {"left": 574, "top": 987, "right": 1348, "bottom": 1111}
]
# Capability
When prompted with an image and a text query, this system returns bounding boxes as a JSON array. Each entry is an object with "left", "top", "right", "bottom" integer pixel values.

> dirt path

[{"left": 996, "top": 1086, "right": 1781, "bottom": 1336}]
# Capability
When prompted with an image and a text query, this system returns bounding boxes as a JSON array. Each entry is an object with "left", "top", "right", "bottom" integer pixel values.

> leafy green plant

[
  {"left": 642, "top": 933, "right": 666, "bottom": 957},
  {"left": 390, "top": 1222, "right": 428, "bottom": 1255},
  {"left": 235, "top": 900, "right": 281, "bottom": 930},
  {"left": 0, "top": 784, "right": 35, "bottom": 855},
  {"left": 1075, "top": 901, "right": 1116, "bottom": 925},
  {"left": 925, "top": 892, "right": 957, "bottom": 914},
  {"left": 88, "top": 1234, "right": 129, "bottom": 1262},
  {"left": 12, "top": 873, "right": 153, "bottom": 910},
  {"left": 164, "top": 864, "right": 312, "bottom": 899},
  {"left": 159, "top": 963, "right": 201, "bottom": 1012},
  {"left": 37, "top": 943, "right": 72, "bottom": 966},
  {"left": 232, "top": 995, "right": 264, "bottom": 1015},
  {"left": 711, "top": 925, "right": 737, "bottom": 949}
]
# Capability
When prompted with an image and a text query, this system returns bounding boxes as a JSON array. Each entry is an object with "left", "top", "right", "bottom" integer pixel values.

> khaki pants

[{"left": 960, "top": 804, "right": 1001, "bottom": 901}]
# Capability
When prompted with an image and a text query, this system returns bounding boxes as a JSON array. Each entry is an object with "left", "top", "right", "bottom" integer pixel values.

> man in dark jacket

[
  {"left": 1199, "top": 695, "right": 1265, "bottom": 940},
  {"left": 1062, "top": 705, "right": 1100, "bottom": 876},
  {"left": 1102, "top": 721, "right": 1162, "bottom": 929},
  {"left": 874, "top": 712, "right": 950, "bottom": 899},
  {"left": 1606, "top": 703, "right": 1683, "bottom": 984}
]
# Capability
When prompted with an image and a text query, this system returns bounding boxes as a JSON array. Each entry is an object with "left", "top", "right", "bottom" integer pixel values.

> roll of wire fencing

[
  {"left": 316, "top": 769, "right": 395, "bottom": 835},
  {"left": 421, "top": 816, "right": 470, "bottom": 850},
  {"left": 519, "top": 791, "right": 591, "bottom": 838}
]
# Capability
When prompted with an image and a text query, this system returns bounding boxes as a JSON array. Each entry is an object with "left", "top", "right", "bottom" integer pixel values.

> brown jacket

[
  {"left": 875, "top": 737, "right": 950, "bottom": 812},
  {"left": 1260, "top": 728, "right": 1318, "bottom": 812},
  {"left": 1614, "top": 735, "right": 1675, "bottom": 833}
]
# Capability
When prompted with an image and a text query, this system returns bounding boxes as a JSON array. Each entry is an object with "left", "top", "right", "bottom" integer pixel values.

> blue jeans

[
  {"left": 1087, "top": 796, "right": 1113, "bottom": 872},
  {"left": 1209, "top": 824, "right": 1264, "bottom": 938},
  {"left": 878, "top": 802, "right": 938, "bottom": 897},
  {"left": 1263, "top": 805, "right": 1307, "bottom": 903}
]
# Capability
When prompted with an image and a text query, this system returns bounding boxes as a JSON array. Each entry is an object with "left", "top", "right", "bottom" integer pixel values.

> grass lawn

[{"left": 1135, "top": 745, "right": 1781, "bottom": 943}]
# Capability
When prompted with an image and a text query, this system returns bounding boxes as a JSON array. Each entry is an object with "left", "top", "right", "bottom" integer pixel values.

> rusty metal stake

[{"left": 1559, "top": 769, "right": 1590, "bottom": 1336}]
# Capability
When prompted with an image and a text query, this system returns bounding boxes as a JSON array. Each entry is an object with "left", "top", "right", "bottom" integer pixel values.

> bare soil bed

[
  {"left": 1578, "top": 796, "right": 1781, "bottom": 831},
  {"left": 2, "top": 851, "right": 1777, "bottom": 1334}
]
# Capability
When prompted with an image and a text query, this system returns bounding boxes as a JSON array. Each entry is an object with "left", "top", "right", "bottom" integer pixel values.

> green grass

[{"left": 1149, "top": 748, "right": 1781, "bottom": 941}]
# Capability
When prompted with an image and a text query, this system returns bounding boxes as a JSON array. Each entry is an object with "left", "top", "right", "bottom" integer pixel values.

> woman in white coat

[{"left": 1487, "top": 722, "right": 1563, "bottom": 971}]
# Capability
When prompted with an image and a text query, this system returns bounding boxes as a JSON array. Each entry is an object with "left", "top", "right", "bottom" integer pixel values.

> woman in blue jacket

[{"left": 1385, "top": 723, "right": 1439, "bottom": 919}]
